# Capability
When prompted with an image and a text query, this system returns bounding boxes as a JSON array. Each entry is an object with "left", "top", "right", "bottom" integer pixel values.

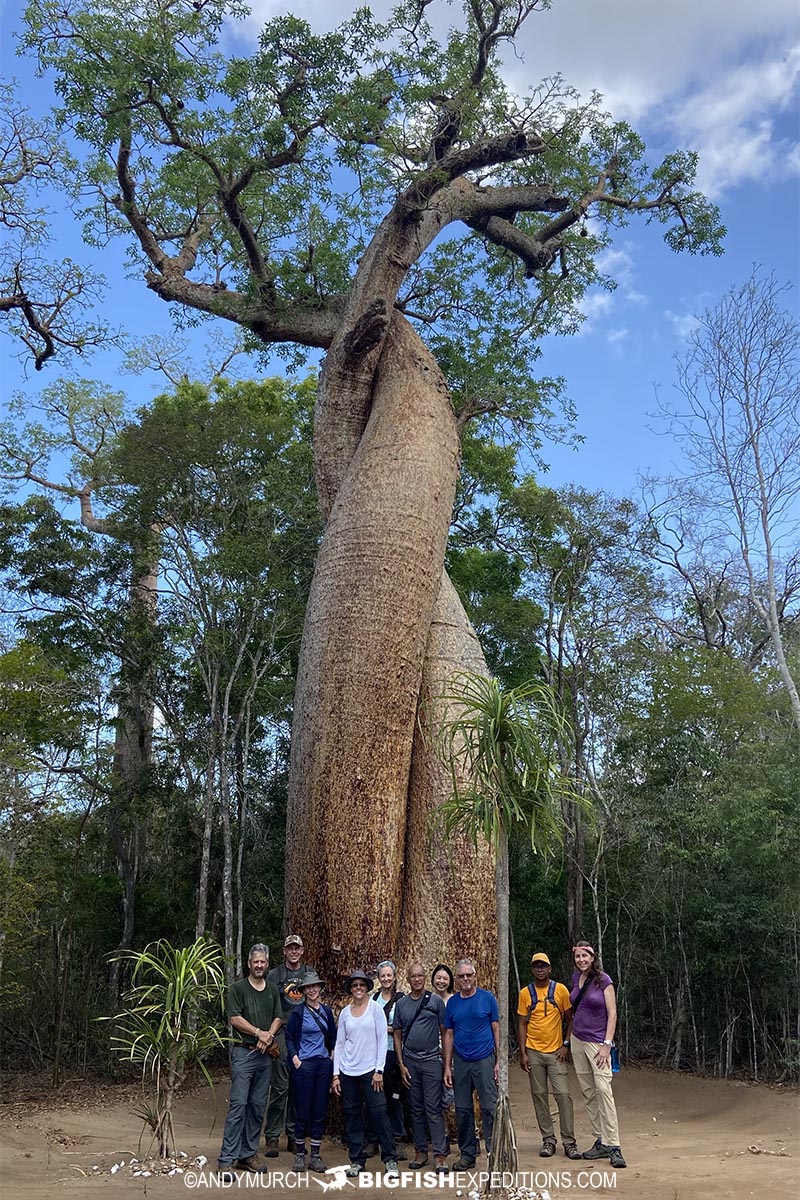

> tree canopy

[{"left": 21, "top": 0, "right": 722, "bottom": 376}]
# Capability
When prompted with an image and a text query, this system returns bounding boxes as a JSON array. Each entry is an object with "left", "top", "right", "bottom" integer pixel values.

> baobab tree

[{"left": 22, "top": 0, "right": 723, "bottom": 981}]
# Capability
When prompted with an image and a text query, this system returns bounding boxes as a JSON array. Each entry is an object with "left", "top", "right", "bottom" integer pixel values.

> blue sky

[{"left": 1, "top": 0, "right": 798, "bottom": 500}]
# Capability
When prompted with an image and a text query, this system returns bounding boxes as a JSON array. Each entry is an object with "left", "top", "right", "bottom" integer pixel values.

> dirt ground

[{"left": 1, "top": 1064, "right": 797, "bottom": 1200}]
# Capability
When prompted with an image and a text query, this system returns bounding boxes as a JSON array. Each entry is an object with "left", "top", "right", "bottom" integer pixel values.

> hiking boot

[
  {"left": 264, "top": 1138, "right": 279, "bottom": 1158},
  {"left": 564, "top": 1143, "right": 583, "bottom": 1160},
  {"left": 395, "top": 1142, "right": 409, "bottom": 1161},
  {"left": 582, "top": 1138, "right": 612, "bottom": 1159},
  {"left": 346, "top": 1163, "right": 362, "bottom": 1178},
  {"left": 309, "top": 1154, "right": 326, "bottom": 1173},
  {"left": 292, "top": 1152, "right": 307, "bottom": 1172},
  {"left": 217, "top": 1164, "right": 236, "bottom": 1183},
  {"left": 539, "top": 1141, "right": 556, "bottom": 1158},
  {"left": 363, "top": 1141, "right": 378, "bottom": 1159},
  {"left": 384, "top": 1160, "right": 400, "bottom": 1180},
  {"left": 608, "top": 1147, "right": 627, "bottom": 1169},
  {"left": 435, "top": 1156, "right": 449, "bottom": 1173},
  {"left": 408, "top": 1152, "right": 429, "bottom": 1169},
  {"left": 237, "top": 1156, "right": 263, "bottom": 1172},
  {"left": 453, "top": 1155, "right": 476, "bottom": 1169},
  {"left": 286, "top": 1136, "right": 297, "bottom": 1154}
]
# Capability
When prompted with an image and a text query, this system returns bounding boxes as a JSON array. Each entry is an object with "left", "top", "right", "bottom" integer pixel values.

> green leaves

[
  {"left": 431, "top": 671, "right": 571, "bottom": 854},
  {"left": 104, "top": 936, "right": 228, "bottom": 1155},
  {"left": 19, "top": 0, "right": 724, "bottom": 368}
]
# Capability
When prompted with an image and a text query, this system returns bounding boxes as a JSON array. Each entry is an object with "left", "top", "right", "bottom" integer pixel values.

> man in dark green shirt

[{"left": 218, "top": 943, "right": 282, "bottom": 1178}]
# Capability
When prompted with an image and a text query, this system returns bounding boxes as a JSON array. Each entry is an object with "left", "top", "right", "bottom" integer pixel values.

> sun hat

[
  {"left": 345, "top": 969, "right": 373, "bottom": 993},
  {"left": 300, "top": 970, "right": 325, "bottom": 988}
]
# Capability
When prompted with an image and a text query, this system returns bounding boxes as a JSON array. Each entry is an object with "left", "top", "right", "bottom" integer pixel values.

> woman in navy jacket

[{"left": 286, "top": 971, "right": 336, "bottom": 1173}]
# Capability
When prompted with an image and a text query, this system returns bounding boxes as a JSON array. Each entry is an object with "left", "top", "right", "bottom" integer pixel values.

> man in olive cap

[
  {"left": 264, "top": 934, "right": 313, "bottom": 1156},
  {"left": 516, "top": 952, "right": 581, "bottom": 1160}
]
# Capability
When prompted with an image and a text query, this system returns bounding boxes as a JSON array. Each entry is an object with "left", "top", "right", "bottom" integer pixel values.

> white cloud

[
  {"left": 665, "top": 310, "right": 702, "bottom": 341},
  {"left": 666, "top": 48, "right": 800, "bottom": 196},
  {"left": 575, "top": 289, "right": 614, "bottom": 334},
  {"left": 595, "top": 246, "right": 646, "bottom": 305},
  {"left": 607, "top": 328, "right": 629, "bottom": 346}
]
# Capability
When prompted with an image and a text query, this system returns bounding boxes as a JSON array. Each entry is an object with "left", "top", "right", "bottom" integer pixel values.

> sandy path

[{"left": 1, "top": 1065, "right": 797, "bottom": 1199}]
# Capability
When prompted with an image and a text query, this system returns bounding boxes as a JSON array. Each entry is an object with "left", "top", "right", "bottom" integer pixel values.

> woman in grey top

[{"left": 372, "top": 960, "right": 408, "bottom": 1150}]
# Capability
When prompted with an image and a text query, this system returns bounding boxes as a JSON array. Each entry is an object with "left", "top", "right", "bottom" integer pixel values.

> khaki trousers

[
  {"left": 525, "top": 1048, "right": 575, "bottom": 1146},
  {"left": 569, "top": 1036, "right": 620, "bottom": 1147}
]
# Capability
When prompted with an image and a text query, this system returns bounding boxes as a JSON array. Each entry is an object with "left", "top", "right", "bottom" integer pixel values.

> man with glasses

[{"left": 442, "top": 958, "right": 499, "bottom": 1170}]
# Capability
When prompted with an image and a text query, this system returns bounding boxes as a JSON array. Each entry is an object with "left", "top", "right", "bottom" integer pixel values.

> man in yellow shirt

[{"left": 516, "top": 952, "right": 581, "bottom": 1160}]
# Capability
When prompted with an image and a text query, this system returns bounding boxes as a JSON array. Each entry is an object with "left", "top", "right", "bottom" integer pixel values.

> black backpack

[{"left": 525, "top": 978, "right": 564, "bottom": 1020}]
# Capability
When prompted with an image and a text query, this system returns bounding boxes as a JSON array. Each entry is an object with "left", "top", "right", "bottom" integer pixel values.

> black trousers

[{"left": 340, "top": 1072, "right": 395, "bottom": 1165}]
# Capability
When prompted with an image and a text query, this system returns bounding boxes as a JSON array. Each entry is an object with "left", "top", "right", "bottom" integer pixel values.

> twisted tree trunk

[
  {"left": 287, "top": 315, "right": 496, "bottom": 983},
  {"left": 399, "top": 572, "right": 496, "bottom": 972}
]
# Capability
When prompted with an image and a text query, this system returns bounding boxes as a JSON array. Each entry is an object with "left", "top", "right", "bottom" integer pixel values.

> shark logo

[
  {"left": 283, "top": 977, "right": 305, "bottom": 1005},
  {"left": 313, "top": 1164, "right": 357, "bottom": 1191}
]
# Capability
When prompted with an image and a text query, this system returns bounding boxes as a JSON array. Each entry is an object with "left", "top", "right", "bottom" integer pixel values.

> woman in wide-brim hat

[
  {"left": 332, "top": 969, "right": 399, "bottom": 1179},
  {"left": 286, "top": 971, "right": 336, "bottom": 1174}
]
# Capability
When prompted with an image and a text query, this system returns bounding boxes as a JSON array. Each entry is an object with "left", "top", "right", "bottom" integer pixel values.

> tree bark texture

[
  {"left": 287, "top": 316, "right": 496, "bottom": 984},
  {"left": 398, "top": 572, "right": 496, "bottom": 974}
]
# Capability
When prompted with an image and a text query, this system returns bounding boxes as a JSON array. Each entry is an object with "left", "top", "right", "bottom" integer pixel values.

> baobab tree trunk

[
  {"left": 287, "top": 316, "right": 496, "bottom": 982},
  {"left": 399, "top": 571, "right": 497, "bottom": 982}
]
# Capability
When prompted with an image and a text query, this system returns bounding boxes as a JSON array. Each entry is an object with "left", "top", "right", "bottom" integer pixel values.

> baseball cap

[
  {"left": 531, "top": 952, "right": 551, "bottom": 966},
  {"left": 284, "top": 934, "right": 303, "bottom": 947}
]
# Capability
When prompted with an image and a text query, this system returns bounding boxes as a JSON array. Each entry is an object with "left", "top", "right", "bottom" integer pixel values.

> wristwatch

[
  {"left": 562, "top": 1040, "right": 570, "bottom": 1047},
  {"left": 602, "top": 1039, "right": 612, "bottom": 1046}
]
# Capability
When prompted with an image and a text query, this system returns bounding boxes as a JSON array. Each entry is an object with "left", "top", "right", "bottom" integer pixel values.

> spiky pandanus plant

[
  {"left": 433, "top": 673, "right": 571, "bottom": 1194},
  {"left": 104, "top": 937, "right": 228, "bottom": 1158}
]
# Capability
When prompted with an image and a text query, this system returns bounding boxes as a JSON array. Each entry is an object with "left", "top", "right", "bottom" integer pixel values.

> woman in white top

[{"left": 332, "top": 970, "right": 399, "bottom": 1179}]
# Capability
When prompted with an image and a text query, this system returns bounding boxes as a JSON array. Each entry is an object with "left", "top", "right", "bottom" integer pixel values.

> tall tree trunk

[
  {"left": 108, "top": 552, "right": 157, "bottom": 1009},
  {"left": 219, "top": 744, "right": 235, "bottom": 987},
  {"left": 287, "top": 316, "right": 495, "bottom": 982},
  {"left": 195, "top": 756, "right": 215, "bottom": 939},
  {"left": 399, "top": 572, "right": 497, "bottom": 982},
  {"left": 563, "top": 794, "right": 584, "bottom": 946}
]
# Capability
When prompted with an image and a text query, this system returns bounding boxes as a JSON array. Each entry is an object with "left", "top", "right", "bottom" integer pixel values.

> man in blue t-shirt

[{"left": 443, "top": 958, "right": 499, "bottom": 1169}]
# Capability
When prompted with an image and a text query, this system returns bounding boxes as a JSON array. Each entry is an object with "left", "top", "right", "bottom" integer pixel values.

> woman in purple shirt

[{"left": 569, "top": 941, "right": 626, "bottom": 1169}]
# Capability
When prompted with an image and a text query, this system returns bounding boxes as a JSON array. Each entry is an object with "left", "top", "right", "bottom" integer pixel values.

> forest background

[{"left": 0, "top": 0, "right": 798, "bottom": 1096}]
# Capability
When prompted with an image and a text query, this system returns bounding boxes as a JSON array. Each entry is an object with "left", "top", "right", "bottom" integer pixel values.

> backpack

[{"left": 525, "top": 978, "right": 563, "bottom": 1020}]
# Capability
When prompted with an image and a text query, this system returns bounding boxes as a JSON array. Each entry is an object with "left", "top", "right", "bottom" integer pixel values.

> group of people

[{"left": 216, "top": 934, "right": 626, "bottom": 1180}]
